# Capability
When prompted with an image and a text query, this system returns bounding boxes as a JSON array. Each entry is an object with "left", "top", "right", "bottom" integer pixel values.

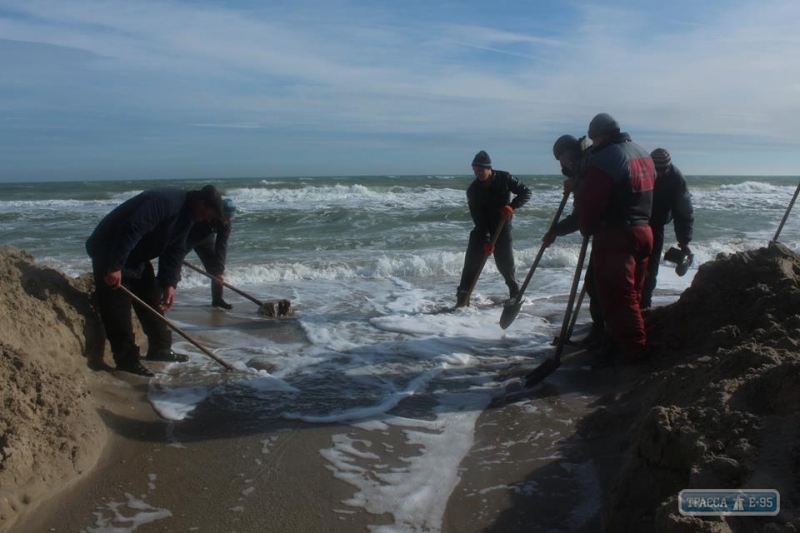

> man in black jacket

[
  {"left": 641, "top": 148, "right": 694, "bottom": 309},
  {"left": 187, "top": 198, "right": 236, "bottom": 309},
  {"left": 456, "top": 150, "right": 531, "bottom": 307},
  {"left": 86, "top": 185, "right": 223, "bottom": 376}
]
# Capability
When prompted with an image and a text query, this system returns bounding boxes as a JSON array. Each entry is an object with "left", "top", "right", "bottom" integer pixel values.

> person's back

[
  {"left": 87, "top": 188, "right": 193, "bottom": 287},
  {"left": 578, "top": 113, "right": 655, "bottom": 362},
  {"left": 582, "top": 132, "right": 653, "bottom": 231}
]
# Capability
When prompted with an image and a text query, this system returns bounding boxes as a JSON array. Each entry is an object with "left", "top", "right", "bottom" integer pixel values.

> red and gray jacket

[{"left": 578, "top": 133, "right": 654, "bottom": 236}]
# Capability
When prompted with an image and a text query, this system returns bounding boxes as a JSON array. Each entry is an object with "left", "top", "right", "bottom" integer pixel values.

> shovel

[
  {"left": 552, "top": 282, "right": 586, "bottom": 346},
  {"left": 524, "top": 234, "right": 590, "bottom": 388},
  {"left": 457, "top": 219, "right": 507, "bottom": 308},
  {"left": 772, "top": 179, "right": 800, "bottom": 243},
  {"left": 118, "top": 285, "right": 235, "bottom": 371},
  {"left": 499, "top": 191, "right": 571, "bottom": 329},
  {"left": 182, "top": 260, "right": 292, "bottom": 317}
]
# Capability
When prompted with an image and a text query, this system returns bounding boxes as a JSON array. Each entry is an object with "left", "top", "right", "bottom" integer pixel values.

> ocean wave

[
  {"left": 224, "top": 184, "right": 465, "bottom": 211},
  {"left": 718, "top": 181, "right": 787, "bottom": 193}
]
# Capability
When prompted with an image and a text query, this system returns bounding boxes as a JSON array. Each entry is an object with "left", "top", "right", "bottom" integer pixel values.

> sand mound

[
  {"left": 588, "top": 242, "right": 800, "bottom": 532},
  {"left": 0, "top": 246, "right": 108, "bottom": 532}
]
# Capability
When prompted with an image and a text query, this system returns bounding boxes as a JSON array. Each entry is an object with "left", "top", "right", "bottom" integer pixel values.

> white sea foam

[
  {"left": 225, "top": 184, "right": 465, "bottom": 211},
  {"left": 321, "top": 391, "right": 492, "bottom": 532}
]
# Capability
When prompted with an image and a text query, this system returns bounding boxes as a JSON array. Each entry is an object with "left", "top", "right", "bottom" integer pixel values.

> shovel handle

[
  {"left": 554, "top": 235, "right": 590, "bottom": 360},
  {"left": 117, "top": 285, "right": 235, "bottom": 371},
  {"left": 182, "top": 260, "right": 264, "bottom": 307},
  {"left": 565, "top": 282, "right": 587, "bottom": 342},
  {"left": 512, "top": 191, "right": 571, "bottom": 305},
  {"left": 772, "top": 179, "right": 800, "bottom": 243}
]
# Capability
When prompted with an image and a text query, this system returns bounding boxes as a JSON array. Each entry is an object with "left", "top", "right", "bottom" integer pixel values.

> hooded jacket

[{"left": 578, "top": 132, "right": 654, "bottom": 236}]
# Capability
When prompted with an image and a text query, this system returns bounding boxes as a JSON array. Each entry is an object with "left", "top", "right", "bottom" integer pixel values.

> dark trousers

[
  {"left": 641, "top": 224, "right": 665, "bottom": 309},
  {"left": 92, "top": 260, "right": 172, "bottom": 365},
  {"left": 193, "top": 236, "right": 224, "bottom": 302},
  {"left": 584, "top": 252, "right": 604, "bottom": 334},
  {"left": 457, "top": 228, "right": 519, "bottom": 298},
  {"left": 592, "top": 226, "right": 652, "bottom": 356}
]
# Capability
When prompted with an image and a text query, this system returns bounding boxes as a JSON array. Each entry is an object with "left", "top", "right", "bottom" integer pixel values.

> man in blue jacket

[
  {"left": 456, "top": 150, "right": 531, "bottom": 307},
  {"left": 86, "top": 185, "right": 223, "bottom": 376},
  {"left": 187, "top": 198, "right": 236, "bottom": 309}
]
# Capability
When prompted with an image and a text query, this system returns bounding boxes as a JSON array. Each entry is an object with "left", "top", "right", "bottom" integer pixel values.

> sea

[{"left": 1, "top": 174, "right": 799, "bottom": 532}]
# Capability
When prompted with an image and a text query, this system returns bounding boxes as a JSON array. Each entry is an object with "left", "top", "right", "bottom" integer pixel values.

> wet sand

[{"left": 10, "top": 304, "right": 635, "bottom": 533}]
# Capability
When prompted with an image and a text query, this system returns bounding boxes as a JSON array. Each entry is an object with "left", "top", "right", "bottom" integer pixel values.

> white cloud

[{"left": 0, "top": 0, "right": 799, "bottom": 176}]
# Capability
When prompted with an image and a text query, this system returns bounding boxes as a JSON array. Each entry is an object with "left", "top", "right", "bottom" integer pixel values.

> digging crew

[
  {"left": 542, "top": 134, "right": 604, "bottom": 347},
  {"left": 456, "top": 150, "right": 531, "bottom": 307},
  {"left": 187, "top": 198, "right": 237, "bottom": 310},
  {"left": 640, "top": 148, "right": 695, "bottom": 309},
  {"left": 86, "top": 185, "right": 223, "bottom": 376},
  {"left": 577, "top": 114, "right": 655, "bottom": 360}
]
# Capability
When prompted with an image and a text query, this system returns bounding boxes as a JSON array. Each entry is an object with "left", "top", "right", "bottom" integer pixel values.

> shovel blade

[
  {"left": 258, "top": 299, "right": 293, "bottom": 317},
  {"left": 524, "top": 357, "right": 561, "bottom": 388},
  {"left": 499, "top": 300, "right": 522, "bottom": 330}
]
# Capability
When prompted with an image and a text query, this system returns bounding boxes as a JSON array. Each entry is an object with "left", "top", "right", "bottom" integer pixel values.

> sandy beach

[{"left": 2, "top": 243, "right": 800, "bottom": 532}]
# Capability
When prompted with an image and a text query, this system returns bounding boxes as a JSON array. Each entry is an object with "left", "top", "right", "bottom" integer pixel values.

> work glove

[
  {"left": 679, "top": 243, "right": 692, "bottom": 257},
  {"left": 104, "top": 269, "right": 122, "bottom": 289},
  {"left": 500, "top": 205, "right": 514, "bottom": 220},
  {"left": 483, "top": 242, "right": 495, "bottom": 255}
]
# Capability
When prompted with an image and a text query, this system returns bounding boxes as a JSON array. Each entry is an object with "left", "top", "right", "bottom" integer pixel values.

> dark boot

[
  {"left": 578, "top": 324, "right": 604, "bottom": 349},
  {"left": 146, "top": 349, "right": 189, "bottom": 363},
  {"left": 212, "top": 298, "right": 233, "bottom": 310},
  {"left": 212, "top": 283, "right": 232, "bottom": 309},
  {"left": 116, "top": 359, "right": 154, "bottom": 377}
]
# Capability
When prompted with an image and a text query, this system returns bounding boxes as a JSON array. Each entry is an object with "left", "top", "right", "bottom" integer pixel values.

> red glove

[
  {"left": 500, "top": 205, "right": 513, "bottom": 220},
  {"left": 483, "top": 242, "right": 495, "bottom": 255},
  {"left": 104, "top": 269, "right": 122, "bottom": 289}
]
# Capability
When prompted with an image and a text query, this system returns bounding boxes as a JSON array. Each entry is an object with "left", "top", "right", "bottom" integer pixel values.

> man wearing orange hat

[{"left": 641, "top": 148, "right": 695, "bottom": 309}]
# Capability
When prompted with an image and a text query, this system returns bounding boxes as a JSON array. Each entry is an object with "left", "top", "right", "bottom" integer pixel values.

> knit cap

[
  {"left": 650, "top": 148, "right": 672, "bottom": 169},
  {"left": 471, "top": 150, "right": 492, "bottom": 168}
]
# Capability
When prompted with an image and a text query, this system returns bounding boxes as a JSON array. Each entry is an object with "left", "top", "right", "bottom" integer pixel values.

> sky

[{"left": 1, "top": 0, "right": 799, "bottom": 182}]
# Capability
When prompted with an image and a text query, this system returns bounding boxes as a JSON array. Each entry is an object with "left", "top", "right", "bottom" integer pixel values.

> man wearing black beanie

[{"left": 456, "top": 150, "right": 531, "bottom": 307}]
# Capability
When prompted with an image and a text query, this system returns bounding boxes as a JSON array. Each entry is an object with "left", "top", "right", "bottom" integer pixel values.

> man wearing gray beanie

[
  {"left": 456, "top": 150, "right": 531, "bottom": 307},
  {"left": 577, "top": 114, "right": 655, "bottom": 362}
]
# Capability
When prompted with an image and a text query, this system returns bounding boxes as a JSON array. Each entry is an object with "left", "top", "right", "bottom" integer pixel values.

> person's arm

[
  {"left": 213, "top": 222, "right": 231, "bottom": 273},
  {"left": 158, "top": 239, "right": 189, "bottom": 289},
  {"left": 577, "top": 166, "right": 614, "bottom": 236},
  {"left": 508, "top": 175, "right": 532, "bottom": 210},
  {"left": 554, "top": 212, "right": 579, "bottom": 236},
  {"left": 672, "top": 179, "right": 694, "bottom": 246}
]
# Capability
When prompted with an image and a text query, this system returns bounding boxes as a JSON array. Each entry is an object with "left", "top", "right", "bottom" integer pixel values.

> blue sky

[{"left": 1, "top": 0, "right": 798, "bottom": 182}]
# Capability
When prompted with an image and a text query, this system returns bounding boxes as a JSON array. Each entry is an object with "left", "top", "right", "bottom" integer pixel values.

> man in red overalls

[{"left": 577, "top": 114, "right": 655, "bottom": 360}]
